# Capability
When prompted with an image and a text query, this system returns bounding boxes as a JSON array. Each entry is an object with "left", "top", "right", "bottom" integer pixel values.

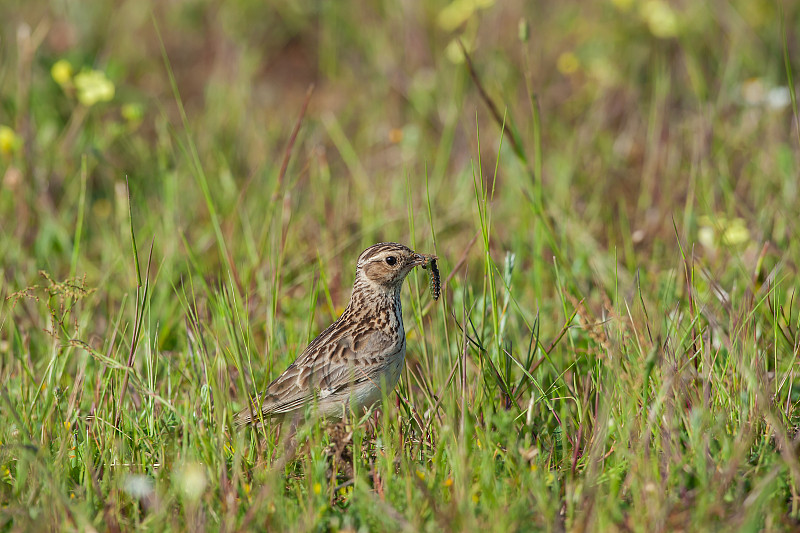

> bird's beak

[{"left": 412, "top": 253, "right": 435, "bottom": 267}]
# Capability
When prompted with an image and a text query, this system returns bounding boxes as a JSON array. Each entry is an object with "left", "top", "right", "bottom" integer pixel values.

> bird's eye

[{"left": 385, "top": 256, "right": 397, "bottom": 266}]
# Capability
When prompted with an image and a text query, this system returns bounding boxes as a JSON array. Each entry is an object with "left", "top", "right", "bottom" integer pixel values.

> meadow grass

[{"left": 2, "top": 0, "right": 800, "bottom": 531}]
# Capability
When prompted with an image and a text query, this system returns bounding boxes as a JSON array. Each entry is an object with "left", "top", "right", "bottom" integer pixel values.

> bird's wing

[{"left": 235, "top": 325, "right": 395, "bottom": 425}]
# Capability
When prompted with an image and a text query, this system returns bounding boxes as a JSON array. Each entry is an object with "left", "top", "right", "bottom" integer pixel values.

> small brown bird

[{"left": 235, "top": 242, "right": 436, "bottom": 426}]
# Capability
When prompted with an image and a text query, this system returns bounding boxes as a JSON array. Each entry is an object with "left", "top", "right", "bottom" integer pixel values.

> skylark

[{"left": 235, "top": 242, "right": 436, "bottom": 426}]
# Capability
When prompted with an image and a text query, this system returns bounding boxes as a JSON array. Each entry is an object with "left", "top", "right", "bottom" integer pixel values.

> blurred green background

[{"left": 3, "top": 0, "right": 798, "bottom": 292}]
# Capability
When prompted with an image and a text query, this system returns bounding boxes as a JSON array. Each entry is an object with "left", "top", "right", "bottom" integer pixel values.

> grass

[{"left": 2, "top": 0, "right": 800, "bottom": 530}]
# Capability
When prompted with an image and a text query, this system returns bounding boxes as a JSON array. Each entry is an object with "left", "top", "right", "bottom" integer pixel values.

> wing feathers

[{"left": 234, "top": 327, "right": 397, "bottom": 426}]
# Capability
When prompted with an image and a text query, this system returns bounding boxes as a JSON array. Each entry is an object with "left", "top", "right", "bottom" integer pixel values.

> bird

[{"left": 235, "top": 242, "right": 436, "bottom": 427}]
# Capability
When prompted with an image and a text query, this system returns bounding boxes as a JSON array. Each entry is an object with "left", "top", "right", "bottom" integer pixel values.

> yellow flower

[
  {"left": 698, "top": 215, "right": 751, "bottom": 250},
  {"left": 438, "top": 0, "right": 496, "bottom": 32},
  {"left": 445, "top": 38, "right": 474, "bottom": 64},
  {"left": 313, "top": 482, "right": 322, "bottom": 495},
  {"left": 51, "top": 59, "right": 73, "bottom": 87},
  {"left": 74, "top": 69, "right": 115, "bottom": 106},
  {"left": 0, "top": 126, "right": 20, "bottom": 157},
  {"left": 444, "top": 477, "right": 453, "bottom": 487},
  {"left": 415, "top": 470, "right": 426, "bottom": 481},
  {"left": 640, "top": 0, "right": 679, "bottom": 38},
  {"left": 721, "top": 219, "right": 750, "bottom": 247},
  {"left": 557, "top": 52, "right": 580, "bottom": 75}
]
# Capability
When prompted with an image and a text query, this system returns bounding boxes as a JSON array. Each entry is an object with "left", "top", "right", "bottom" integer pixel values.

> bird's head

[{"left": 354, "top": 242, "right": 431, "bottom": 295}]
